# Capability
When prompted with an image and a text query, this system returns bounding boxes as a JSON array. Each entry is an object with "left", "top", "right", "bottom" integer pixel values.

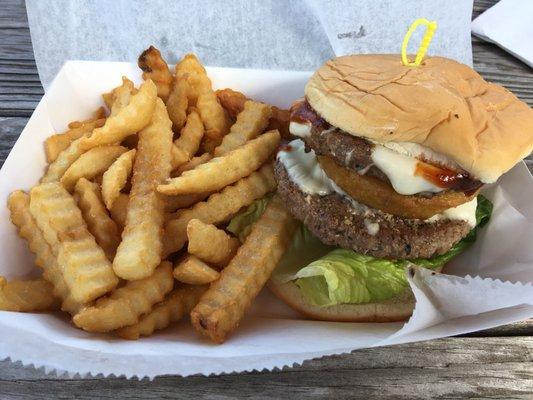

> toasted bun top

[{"left": 305, "top": 55, "right": 533, "bottom": 183}]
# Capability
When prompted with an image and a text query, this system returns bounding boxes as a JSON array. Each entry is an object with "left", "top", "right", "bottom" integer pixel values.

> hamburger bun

[
  {"left": 305, "top": 55, "right": 533, "bottom": 183},
  {"left": 269, "top": 263, "right": 443, "bottom": 322}
]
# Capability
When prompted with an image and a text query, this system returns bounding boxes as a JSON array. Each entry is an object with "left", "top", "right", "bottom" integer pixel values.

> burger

[{"left": 228, "top": 55, "right": 533, "bottom": 322}]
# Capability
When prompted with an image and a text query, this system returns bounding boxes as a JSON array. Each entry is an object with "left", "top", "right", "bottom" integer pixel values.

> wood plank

[{"left": 0, "top": 337, "right": 531, "bottom": 399}]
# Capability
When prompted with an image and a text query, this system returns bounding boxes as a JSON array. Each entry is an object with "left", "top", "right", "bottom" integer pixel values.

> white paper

[
  {"left": 25, "top": 0, "right": 474, "bottom": 90},
  {"left": 0, "top": 61, "right": 532, "bottom": 379},
  {"left": 471, "top": 0, "right": 533, "bottom": 68}
]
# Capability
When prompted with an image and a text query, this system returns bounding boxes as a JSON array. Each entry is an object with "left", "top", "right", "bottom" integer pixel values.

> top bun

[{"left": 305, "top": 55, "right": 533, "bottom": 183}]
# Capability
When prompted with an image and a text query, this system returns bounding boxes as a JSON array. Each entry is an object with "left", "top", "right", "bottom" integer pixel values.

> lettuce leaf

[
  {"left": 227, "top": 194, "right": 273, "bottom": 242},
  {"left": 228, "top": 195, "right": 493, "bottom": 307}
]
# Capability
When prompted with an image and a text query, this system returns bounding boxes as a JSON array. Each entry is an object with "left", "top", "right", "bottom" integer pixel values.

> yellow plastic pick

[{"left": 401, "top": 18, "right": 438, "bottom": 67}]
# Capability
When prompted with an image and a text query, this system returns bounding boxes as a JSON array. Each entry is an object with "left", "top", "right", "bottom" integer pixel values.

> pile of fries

[{"left": 1, "top": 46, "right": 296, "bottom": 343}]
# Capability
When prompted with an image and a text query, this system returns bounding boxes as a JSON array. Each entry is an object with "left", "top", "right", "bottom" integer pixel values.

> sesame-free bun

[
  {"left": 305, "top": 55, "right": 533, "bottom": 183},
  {"left": 267, "top": 265, "right": 443, "bottom": 323}
]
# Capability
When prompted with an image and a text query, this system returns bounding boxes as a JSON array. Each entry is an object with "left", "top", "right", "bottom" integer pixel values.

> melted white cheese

[
  {"left": 277, "top": 139, "right": 342, "bottom": 196},
  {"left": 371, "top": 145, "right": 444, "bottom": 195},
  {"left": 425, "top": 197, "right": 478, "bottom": 228},
  {"left": 379, "top": 141, "right": 460, "bottom": 170},
  {"left": 277, "top": 139, "right": 477, "bottom": 227},
  {"left": 289, "top": 121, "right": 312, "bottom": 138}
]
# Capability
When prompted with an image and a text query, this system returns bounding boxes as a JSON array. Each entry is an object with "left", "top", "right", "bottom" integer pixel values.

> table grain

[{"left": 0, "top": 0, "right": 531, "bottom": 398}]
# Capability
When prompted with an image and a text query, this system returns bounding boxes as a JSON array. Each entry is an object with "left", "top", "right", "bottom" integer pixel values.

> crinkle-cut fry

[
  {"left": 187, "top": 219, "right": 240, "bottom": 266},
  {"left": 175, "top": 54, "right": 211, "bottom": 103},
  {"left": 73, "top": 262, "right": 174, "bottom": 332},
  {"left": 116, "top": 284, "right": 207, "bottom": 340},
  {"left": 268, "top": 106, "right": 291, "bottom": 140},
  {"left": 172, "top": 153, "right": 212, "bottom": 177},
  {"left": 191, "top": 196, "right": 297, "bottom": 343},
  {"left": 166, "top": 77, "right": 189, "bottom": 132},
  {"left": 102, "top": 149, "right": 136, "bottom": 209},
  {"left": 215, "top": 88, "right": 247, "bottom": 119},
  {"left": 7, "top": 191, "right": 81, "bottom": 314},
  {"left": 109, "top": 193, "right": 129, "bottom": 229},
  {"left": 113, "top": 99, "right": 173, "bottom": 281},
  {"left": 42, "top": 80, "right": 157, "bottom": 183},
  {"left": 171, "top": 110, "right": 204, "bottom": 169},
  {"left": 29, "top": 183, "right": 118, "bottom": 303},
  {"left": 0, "top": 277, "right": 59, "bottom": 312},
  {"left": 173, "top": 255, "right": 220, "bottom": 284},
  {"left": 41, "top": 136, "right": 88, "bottom": 184},
  {"left": 158, "top": 130, "right": 280, "bottom": 195},
  {"left": 83, "top": 79, "right": 157, "bottom": 149},
  {"left": 45, "top": 116, "right": 106, "bottom": 163},
  {"left": 197, "top": 91, "right": 231, "bottom": 151},
  {"left": 138, "top": 46, "right": 174, "bottom": 102},
  {"left": 74, "top": 178, "right": 121, "bottom": 261},
  {"left": 60, "top": 145, "right": 128, "bottom": 191},
  {"left": 163, "top": 192, "right": 212, "bottom": 213},
  {"left": 215, "top": 88, "right": 291, "bottom": 139},
  {"left": 213, "top": 100, "right": 272, "bottom": 157},
  {"left": 102, "top": 77, "right": 135, "bottom": 116},
  {"left": 163, "top": 163, "right": 276, "bottom": 256},
  {"left": 68, "top": 107, "right": 107, "bottom": 129}
]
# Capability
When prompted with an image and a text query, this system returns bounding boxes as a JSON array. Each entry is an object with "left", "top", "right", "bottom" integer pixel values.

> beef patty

[{"left": 275, "top": 159, "right": 472, "bottom": 259}]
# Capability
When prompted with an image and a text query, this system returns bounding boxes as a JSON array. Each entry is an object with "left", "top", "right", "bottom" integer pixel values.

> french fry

[
  {"left": 42, "top": 80, "right": 157, "bottom": 183},
  {"left": 268, "top": 106, "right": 291, "bottom": 140},
  {"left": 216, "top": 88, "right": 290, "bottom": 139},
  {"left": 174, "top": 54, "right": 230, "bottom": 149},
  {"left": 158, "top": 130, "right": 280, "bottom": 195},
  {"left": 74, "top": 178, "right": 121, "bottom": 261},
  {"left": 138, "top": 46, "right": 173, "bottom": 102},
  {"left": 175, "top": 54, "right": 211, "bottom": 103},
  {"left": 113, "top": 98, "right": 173, "bottom": 280},
  {"left": 171, "top": 109, "right": 204, "bottom": 168},
  {"left": 60, "top": 145, "right": 128, "bottom": 191},
  {"left": 68, "top": 107, "right": 106, "bottom": 128},
  {"left": 101, "top": 149, "right": 136, "bottom": 209},
  {"left": 191, "top": 196, "right": 297, "bottom": 343},
  {"left": 172, "top": 153, "right": 212, "bottom": 177},
  {"left": 106, "top": 77, "right": 136, "bottom": 116},
  {"left": 73, "top": 262, "right": 174, "bottom": 332},
  {"left": 197, "top": 91, "right": 231, "bottom": 151},
  {"left": 163, "top": 163, "right": 276, "bottom": 256},
  {"left": 216, "top": 88, "right": 247, "bottom": 119},
  {"left": 0, "top": 277, "right": 59, "bottom": 312},
  {"left": 213, "top": 100, "right": 272, "bottom": 157},
  {"left": 7, "top": 191, "right": 81, "bottom": 313},
  {"left": 166, "top": 77, "right": 189, "bottom": 132},
  {"left": 30, "top": 182, "right": 118, "bottom": 303},
  {"left": 116, "top": 285, "right": 207, "bottom": 340},
  {"left": 187, "top": 219, "right": 240, "bottom": 266},
  {"left": 173, "top": 255, "right": 220, "bottom": 284},
  {"left": 163, "top": 192, "right": 212, "bottom": 213},
  {"left": 45, "top": 115, "right": 106, "bottom": 163},
  {"left": 109, "top": 193, "right": 129, "bottom": 229},
  {"left": 84, "top": 79, "right": 157, "bottom": 149}
]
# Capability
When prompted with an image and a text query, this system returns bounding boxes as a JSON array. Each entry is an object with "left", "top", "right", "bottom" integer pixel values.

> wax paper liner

[{"left": 0, "top": 61, "right": 531, "bottom": 379}]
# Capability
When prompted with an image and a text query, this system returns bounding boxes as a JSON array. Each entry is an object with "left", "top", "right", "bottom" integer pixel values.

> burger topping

[
  {"left": 289, "top": 121, "right": 312, "bottom": 138},
  {"left": 425, "top": 197, "right": 477, "bottom": 228},
  {"left": 291, "top": 100, "right": 483, "bottom": 196},
  {"left": 277, "top": 138, "right": 344, "bottom": 196},
  {"left": 278, "top": 139, "right": 478, "bottom": 226},
  {"left": 289, "top": 100, "right": 329, "bottom": 138},
  {"left": 371, "top": 145, "right": 445, "bottom": 195}
]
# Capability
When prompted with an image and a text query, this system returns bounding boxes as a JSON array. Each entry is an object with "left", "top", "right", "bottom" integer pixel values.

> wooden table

[{"left": 0, "top": 0, "right": 531, "bottom": 398}]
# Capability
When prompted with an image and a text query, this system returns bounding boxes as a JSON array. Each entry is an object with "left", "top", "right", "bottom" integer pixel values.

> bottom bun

[{"left": 267, "top": 265, "right": 443, "bottom": 323}]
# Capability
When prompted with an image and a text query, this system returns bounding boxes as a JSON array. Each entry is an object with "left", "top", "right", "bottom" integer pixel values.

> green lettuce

[{"left": 228, "top": 195, "right": 493, "bottom": 307}]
